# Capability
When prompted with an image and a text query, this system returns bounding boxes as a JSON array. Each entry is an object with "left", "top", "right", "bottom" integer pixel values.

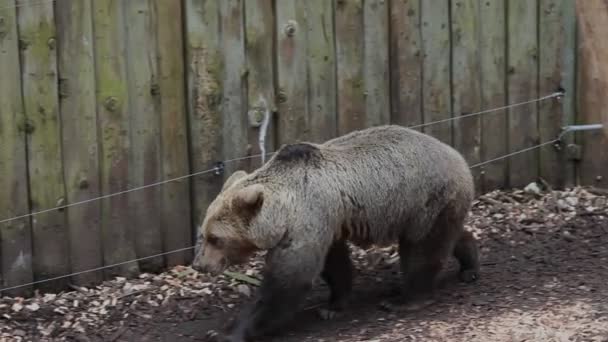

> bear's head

[{"left": 191, "top": 170, "right": 280, "bottom": 275}]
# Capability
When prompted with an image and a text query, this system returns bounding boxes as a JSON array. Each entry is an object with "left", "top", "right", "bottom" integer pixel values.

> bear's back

[{"left": 255, "top": 125, "right": 474, "bottom": 247}]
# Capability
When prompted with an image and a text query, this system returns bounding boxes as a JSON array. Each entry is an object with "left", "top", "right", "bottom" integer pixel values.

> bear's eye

[{"left": 207, "top": 235, "right": 221, "bottom": 247}]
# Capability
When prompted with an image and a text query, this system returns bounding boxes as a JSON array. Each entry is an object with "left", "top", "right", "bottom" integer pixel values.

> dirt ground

[{"left": 2, "top": 186, "right": 608, "bottom": 342}]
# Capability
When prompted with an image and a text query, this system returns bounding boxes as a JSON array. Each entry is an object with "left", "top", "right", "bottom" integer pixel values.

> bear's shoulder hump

[{"left": 274, "top": 143, "right": 322, "bottom": 165}]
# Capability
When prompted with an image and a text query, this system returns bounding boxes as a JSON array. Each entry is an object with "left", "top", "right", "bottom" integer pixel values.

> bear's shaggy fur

[{"left": 192, "top": 125, "right": 479, "bottom": 341}]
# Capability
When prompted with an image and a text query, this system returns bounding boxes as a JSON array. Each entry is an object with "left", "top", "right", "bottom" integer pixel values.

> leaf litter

[{"left": 1, "top": 186, "right": 607, "bottom": 341}]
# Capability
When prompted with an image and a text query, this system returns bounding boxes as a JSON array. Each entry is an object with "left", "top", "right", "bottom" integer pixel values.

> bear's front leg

[{"left": 218, "top": 244, "right": 324, "bottom": 341}]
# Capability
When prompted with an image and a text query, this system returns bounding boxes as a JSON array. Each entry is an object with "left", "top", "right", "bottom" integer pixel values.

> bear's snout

[{"left": 191, "top": 246, "right": 227, "bottom": 275}]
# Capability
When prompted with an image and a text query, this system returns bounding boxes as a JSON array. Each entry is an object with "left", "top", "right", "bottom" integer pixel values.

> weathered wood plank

[
  {"left": 276, "top": 0, "right": 308, "bottom": 145},
  {"left": 420, "top": 0, "right": 452, "bottom": 145},
  {"left": 451, "top": 0, "right": 482, "bottom": 192},
  {"left": 577, "top": 70, "right": 608, "bottom": 188},
  {"left": 55, "top": 0, "right": 103, "bottom": 286},
  {"left": 184, "top": 0, "right": 224, "bottom": 236},
  {"left": 220, "top": 0, "right": 248, "bottom": 175},
  {"left": 576, "top": 0, "right": 608, "bottom": 188},
  {"left": 18, "top": 0, "right": 69, "bottom": 291},
  {"left": 389, "top": 0, "right": 423, "bottom": 128},
  {"left": 124, "top": 0, "right": 163, "bottom": 273},
  {"left": 538, "top": 0, "right": 576, "bottom": 188},
  {"left": 335, "top": 0, "right": 365, "bottom": 135},
  {"left": 155, "top": 0, "right": 192, "bottom": 266},
  {"left": 363, "top": 0, "right": 390, "bottom": 127},
  {"left": 556, "top": 0, "right": 577, "bottom": 187},
  {"left": 479, "top": 0, "right": 507, "bottom": 192},
  {"left": 507, "top": 0, "right": 539, "bottom": 188},
  {"left": 307, "top": 0, "right": 337, "bottom": 142},
  {"left": 0, "top": 0, "right": 33, "bottom": 296},
  {"left": 92, "top": 0, "right": 139, "bottom": 278},
  {"left": 576, "top": 0, "right": 608, "bottom": 141},
  {"left": 245, "top": 0, "right": 275, "bottom": 168}
]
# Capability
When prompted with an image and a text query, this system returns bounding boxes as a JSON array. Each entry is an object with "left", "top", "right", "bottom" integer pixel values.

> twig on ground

[{"left": 223, "top": 271, "right": 262, "bottom": 286}]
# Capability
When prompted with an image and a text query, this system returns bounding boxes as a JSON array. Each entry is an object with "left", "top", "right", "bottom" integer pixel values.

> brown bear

[{"left": 191, "top": 125, "right": 479, "bottom": 341}]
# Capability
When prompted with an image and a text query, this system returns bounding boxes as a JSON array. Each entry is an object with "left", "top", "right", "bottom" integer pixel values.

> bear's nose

[
  {"left": 190, "top": 249, "right": 204, "bottom": 272},
  {"left": 191, "top": 258, "right": 205, "bottom": 273}
]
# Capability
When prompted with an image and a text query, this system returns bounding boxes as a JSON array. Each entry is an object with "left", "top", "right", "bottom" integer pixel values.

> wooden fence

[{"left": 0, "top": 0, "right": 605, "bottom": 295}]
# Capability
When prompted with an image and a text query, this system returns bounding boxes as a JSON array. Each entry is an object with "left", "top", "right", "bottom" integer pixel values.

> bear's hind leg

[
  {"left": 318, "top": 239, "right": 353, "bottom": 320},
  {"left": 380, "top": 214, "right": 457, "bottom": 312},
  {"left": 453, "top": 230, "right": 480, "bottom": 283}
]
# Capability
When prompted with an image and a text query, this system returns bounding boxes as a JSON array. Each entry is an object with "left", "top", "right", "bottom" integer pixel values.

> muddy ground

[{"left": 2, "top": 186, "right": 608, "bottom": 342}]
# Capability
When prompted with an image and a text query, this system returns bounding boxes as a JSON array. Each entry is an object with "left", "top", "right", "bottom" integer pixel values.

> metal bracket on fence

[
  {"left": 213, "top": 161, "right": 225, "bottom": 176},
  {"left": 557, "top": 124, "right": 603, "bottom": 161},
  {"left": 566, "top": 144, "right": 583, "bottom": 161},
  {"left": 561, "top": 124, "right": 603, "bottom": 134},
  {"left": 558, "top": 124, "right": 603, "bottom": 141}
]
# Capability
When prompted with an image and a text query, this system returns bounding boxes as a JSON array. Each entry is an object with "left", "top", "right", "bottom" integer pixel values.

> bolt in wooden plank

[
  {"left": 507, "top": 0, "right": 539, "bottom": 188},
  {"left": 335, "top": 0, "right": 365, "bottom": 135},
  {"left": 245, "top": 0, "right": 275, "bottom": 169},
  {"left": 451, "top": 0, "right": 482, "bottom": 192},
  {"left": 421, "top": 0, "right": 452, "bottom": 145},
  {"left": 220, "top": 0, "right": 249, "bottom": 175},
  {"left": 184, "top": 0, "right": 224, "bottom": 235},
  {"left": 363, "top": 0, "right": 390, "bottom": 127},
  {"left": 0, "top": 0, "right": 33, "bottom": 296},
  {"left": 92, "top": 0, "right": 139, "bottom": 279},
  {"left": 124, "top": 0, "right": 163, "bottom": 273},
  {"left": 18, "top": 0, "right": 69, "bottom": 292},
  {"left": 55, "top": 0, "right": 103, "bottom": 286},
  {"left": 154, "top": 0, "right": 192, "bottom": 267},
  {"left": 276, "top": 0, "right": 309, "bottom": 145},
  {"left": 306, "top": 0, "right": 337, "bottom": 142},
  {"left": 479, "top": 0, "right": 507, "bottom": 192},
  {"left": 389, "top": 0, "right": 423, "bottom": 128}
]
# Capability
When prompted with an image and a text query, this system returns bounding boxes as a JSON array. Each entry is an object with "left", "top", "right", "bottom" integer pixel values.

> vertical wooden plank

[
  {"left": 363, "top": 0, "right": 390, "bottom": 127},
  {"left": 335, "top": 0, "right": 365, "bottom": 135},
  {"left": 155, "top": 0, "right": 192, "bottom": 267},
  {"left": 55, "top": 0, "right": 103, "bottom": 286},
  {"left": 577, "top": 62, "right": 608, "bottom": 188},
  {"left": 479, "top": 0, "right": 507, "bottom": 192},
  {"left": 390, "top": 0, "right": 423, "bottom": 128},
  {"left": 576, "top": 1, "right": 608, "bottom": 188},
  {"left": 184, "top": 0, "right": 224, "bottom": 235},
  {"left": 576, "top": 0, "right": 608, "bottom": 141},
  {"left": 276, "top": 0, "right": 308, "bottom": 145},
  {"left": 538, "top": 0, "right": 576, "bottom": 188},
  {"left": 451, "top": 0, "right": 482, "bottom": 192},
  {"left": 307, "top": 0, "right": 337, "bottom": 142},
  {"left": 245, "top": 0, "right": 275, "bottom": 168},
  {"left": 220, "top": 0, "right": 248, "bottom": 175},
  {"left": 507, "top": 0, "right": 539, "bottom": 188},
  {"left": 124, "top": 0, "right": 163, "bottom": 273},
  {"left": 420, "top": 0, "right": 452, "bottom": 145},
  {"left": 559, "top": 1, "right": 577, "bottom": 186},
  {"left": 18, "top": 0, "right": 69, "bottom": 291},
  {"left": 92, "top": 0, "right": 139, "bottom": 278},
  {"left": 0, "top": 0, "right": 33, "bottom": 296}
]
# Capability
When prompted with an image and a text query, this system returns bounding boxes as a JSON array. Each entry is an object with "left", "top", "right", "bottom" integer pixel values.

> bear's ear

[
  {"left": 231, "top": 184, "right": 264, "bottom": 218},
  {"left": 222, "top": 170, "right": 248, "bottom": 192}
]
